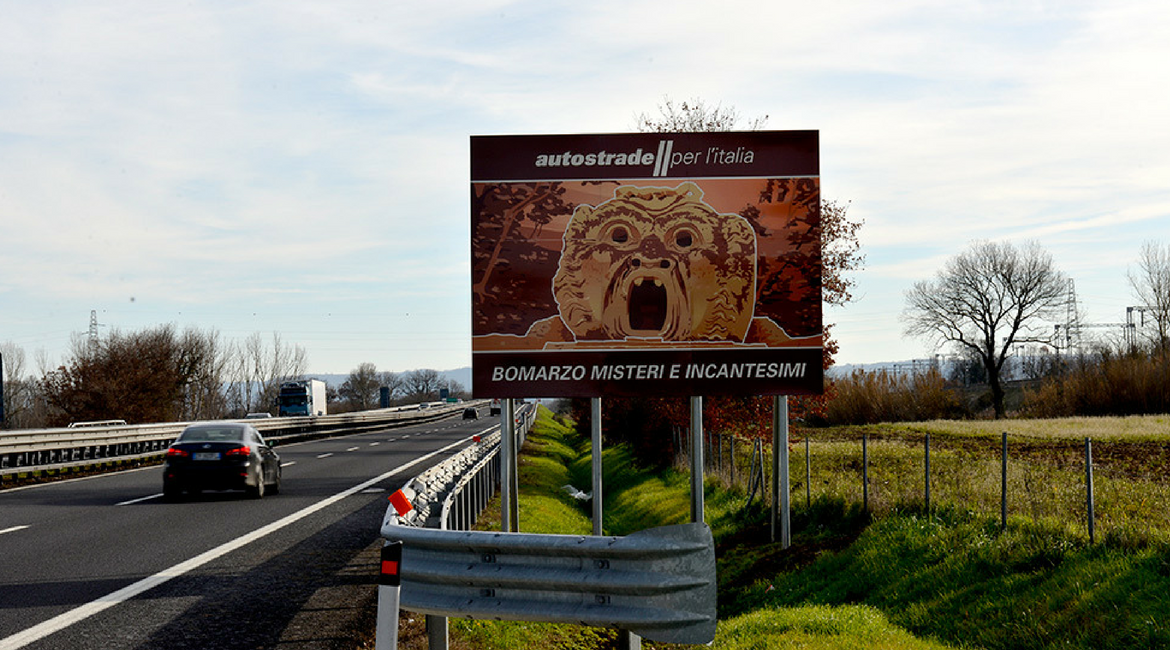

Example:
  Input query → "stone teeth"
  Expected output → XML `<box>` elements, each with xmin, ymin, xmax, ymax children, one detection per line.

<box><xmin>635</xmin><ymin>278</ymin><xmax>644</xmax><ymax>287</ymax></box>
<box><xmin>654</xmin><ymin>279</ymin><xmax>662</xmax><ymax>287</ymax></box>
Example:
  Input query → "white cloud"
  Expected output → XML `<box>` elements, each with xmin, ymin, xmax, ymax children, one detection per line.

<box><xmin>2</xmin><ymin>0</ymin><xmax>1168</xmax><ymax>371</ymax></box>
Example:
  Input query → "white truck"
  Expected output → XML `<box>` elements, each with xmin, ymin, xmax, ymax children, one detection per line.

<box><xmin>277</xmin><ymin>379</ymin><xmax>328</xmax><ymax>416</ymax></box>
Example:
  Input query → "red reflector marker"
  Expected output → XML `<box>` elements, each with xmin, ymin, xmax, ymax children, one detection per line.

<box><xmin>388</xmin><ymin>489</ymin><xmax>413</xmax><ymax>516</ymax></box>
<box><xmin>379</xmin><ymin>542</ymin><xmax>403</xmax><ymax>586</ymax></box>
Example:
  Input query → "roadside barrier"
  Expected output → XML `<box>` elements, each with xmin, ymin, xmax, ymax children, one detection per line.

<box><xmin>0</xmin><ymin>402</ymin><xmax>482</xmax><ymax>481</ymax></box>
<box><xmin>374</xmin><ymin>404</ymin><xmax>717</xmax><ymax>649</ymax></box>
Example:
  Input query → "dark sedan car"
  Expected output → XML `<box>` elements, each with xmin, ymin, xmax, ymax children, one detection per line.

<box><xmin>163</xmin><ymin>422</ymin><xmax>281</xmax><ymax>500</ymax></box>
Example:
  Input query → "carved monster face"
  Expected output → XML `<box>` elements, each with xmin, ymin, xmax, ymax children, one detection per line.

<box><xmin>552</xmin><ymin>182</ymin><xmax>757</xmax><ymax>342</ymax></box>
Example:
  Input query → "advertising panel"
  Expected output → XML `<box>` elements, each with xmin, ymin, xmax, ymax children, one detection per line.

<box><xmin>472</xmin><ymin>131</ymin><xmax>822</xmax><ymax>397</ymax></box>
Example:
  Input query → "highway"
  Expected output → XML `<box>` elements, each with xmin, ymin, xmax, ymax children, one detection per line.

<box><xmin>0</xmin><ymin>409</ymin><xmax>495</xmax><ymax>650</ymax></box>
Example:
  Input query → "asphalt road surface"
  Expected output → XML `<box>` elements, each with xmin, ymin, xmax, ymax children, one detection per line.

<box><xmin>0</xmin><ymin>410</ymin><xmax>495</xmax><ymax>650</ymax></box>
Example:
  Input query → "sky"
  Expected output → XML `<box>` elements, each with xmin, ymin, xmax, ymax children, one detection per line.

<box><xmin>2</xmin><ymin>0</ymin><xmax>1168</xmax><ymax>378</ymax></box>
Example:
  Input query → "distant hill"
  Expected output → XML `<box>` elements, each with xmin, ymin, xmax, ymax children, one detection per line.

<box><xmin>309</xmin><ymin>367</ymin><xmax>472</xmax><ymax>392</ymax></box>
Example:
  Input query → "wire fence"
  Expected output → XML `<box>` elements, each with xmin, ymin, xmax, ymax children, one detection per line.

<box><xmin>675</xmin><ymin>427</ymin><xmax>1170</xmax><ymax>546</ymax></box>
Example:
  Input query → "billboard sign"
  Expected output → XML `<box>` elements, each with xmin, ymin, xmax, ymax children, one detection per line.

<box><xmin>471</xmin><ymin>131</ymin><xmax>822</xmax><ymax>398</ymax></box>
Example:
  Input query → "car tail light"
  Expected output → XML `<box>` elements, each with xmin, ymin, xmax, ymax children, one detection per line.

<box><xmin>166</xmin><ymin>448</ymin><xmax>189</xmax><ymax>458</ymax></box>
<box><xmin>225</xmin><ymin>446</ymin><xmax>250</xmax><ymax>457</ymax></box>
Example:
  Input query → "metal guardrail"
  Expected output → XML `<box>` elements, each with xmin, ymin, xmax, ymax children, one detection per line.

<box><xmin>440</xmin><ymin>405</ymin><xmax>533</xmax><ymax>530</ymax></box>
<box><xmin>380</xmin><ymin>522</ymin><xmax>717</xmax><ymax>645</ymax></box>
<box><xmin>375</xmin><ymin>403</ymin><xmax>716</xmax><ymax>647</ymax></box>
<box><xmin>381</xmin><ymin>403</ymin><xmax>534</xmax><ymax>530</ymax></box>
<box><xmin>0</xmin><ymin>401</ymin><xmax>486</xmax><ymax>478</ymax></box>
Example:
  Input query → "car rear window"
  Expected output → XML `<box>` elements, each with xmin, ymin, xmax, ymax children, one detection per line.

<box><xmin>179</xmin><ymin>427</ymin><xmax>246</xmax><ymax>442</ymax></box>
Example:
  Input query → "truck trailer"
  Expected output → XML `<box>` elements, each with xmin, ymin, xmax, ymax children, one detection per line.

<box><xmin>277</xmin><ymin>379</ymin><xmax>327</xmax><ymax>417</ymax></box>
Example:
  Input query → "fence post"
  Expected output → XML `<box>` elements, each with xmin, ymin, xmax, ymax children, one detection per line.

<box><xmin>1086</xmin><ymin>437</ymin><xmax>1095</xmax><ymax>544</ymax></box>
<box><xmin>924</xmin><ymin>434</ymin><xmax>931</xmax><ymax>513</ymax></box>
<box><xmin>862</xmin><ymin>433</ymin><xmax>869</xmax><ymax>512</ymax></box>
<box><xmin>805</xmin><ymin>437</ymin><xmax>811</xmax><ymax>508</ymax></box>
<box><xmin>1001</xmin><ymin>432</ymin><xmax>1008</xmax><ymax>530</ymax></box>
<box><xmin>729</xmin><ymin>436</ymin><xmax>736</xmax><ymax>486</ymax></box>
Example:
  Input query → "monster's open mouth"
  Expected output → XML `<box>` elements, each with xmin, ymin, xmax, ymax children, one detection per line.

<box><xmin>628</xmin><ymin>277</ymin><xmax>668</xmax><ymax>333</ymax></box>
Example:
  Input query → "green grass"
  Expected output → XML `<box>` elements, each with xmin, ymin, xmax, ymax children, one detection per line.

<box><xmin>446</xmin><ymin>406</ymin><xmax>962</xmax><ymax>650</ymax></box>
<box><xmin>713</xmin><ymin>605</ymin><xmax>957</xmax><ymax>650</ymax></box>
<box><xmin>740</xmin><ymin>507</ymin><xmax>1170</xmax><ymax>650</ymax></box>
<box><xmin>434</xmin><ymin>407</ymin><xmax>1170</xmax><ymax>649</ymax></box>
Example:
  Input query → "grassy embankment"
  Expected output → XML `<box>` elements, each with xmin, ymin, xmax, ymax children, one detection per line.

<box><xmin>433</xmin><ymin>407</ymin><xmax>1170</xmax><ymax>649</ymax></box>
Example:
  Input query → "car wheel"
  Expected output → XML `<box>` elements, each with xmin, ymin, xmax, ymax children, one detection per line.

<box><xmin>247</xmin><ymin>470</ymin><xmax>265</xmax><ymax>499</ymax></box>
<box><xmin>269</xmin><ymin>466</ymin><xmax>281</xmax><ymax>495</ymax></box>
<box><xmin>163</xmin><ymin>483</ymin><xmax>182</xmax><ymax>502</ymax></box>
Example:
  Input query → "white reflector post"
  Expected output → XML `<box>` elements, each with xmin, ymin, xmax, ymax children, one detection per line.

<box><xmin>375</xmin><ymin>541</ymin><xmax>403</xmax><ymax>650</ymax></box>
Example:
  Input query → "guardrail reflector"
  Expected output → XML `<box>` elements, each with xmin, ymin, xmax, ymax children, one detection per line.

<box><xmin>388</xmin><ymin>489</ymin><xmax>413</xmax><ymax>516</ymax></box>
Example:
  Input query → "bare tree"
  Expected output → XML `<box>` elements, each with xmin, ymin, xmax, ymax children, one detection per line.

<box><xmin>339</xmin><ymin>362</ymin><xmax>383</xmax><ymax>411</ymax></box>
<box><xmin>227</xmin><ymin>332</ymin><xmax>308</xmax><ymax>415</ymax></box>
<box><xmin>903</xmin><ymin>240</ymin><xmax>1069</xmax><ymax>418</ymax></box>
<box><xmin>1</xmin><ymin>342</ymin><xmax>33</xmax><ymax>428</ymax></box>
<box><xmin>40</xmin><ymin>325</ymin><xmax>211</xmax><ymax>425</ymax></box>
<box><xmin>381</xmin><ymin>371</ymin><xmax>403</xmax><ymax>405</ymax></box>
<box><xmin>174</xmin><ymin>328</ymin><xmax>234</xmax><ymax>420</ymax></box>
<box><xmin>402</xmin><ymin>369</ymin><xmax>443</xmax><ymax>403</ymax></box>
<box><xmin>1128</xmin><ymin>241</ymin><xmax>1170</xmax><ymax>352</ymax></box>
<box><xmin>635</xmin><ymin>96</ymin><xmax>769</xmax><ymax>132</ymax></box>
<box><xmin>438</xmin><ymin>377</ymin><xmax>467</xmax><ymax>400</ymax></box>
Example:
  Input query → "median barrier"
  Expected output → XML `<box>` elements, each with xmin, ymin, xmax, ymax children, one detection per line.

<box><xmin>0</xmin><ymin>401</ymin><xmax>486</xmax><ymax>480</ymax></box>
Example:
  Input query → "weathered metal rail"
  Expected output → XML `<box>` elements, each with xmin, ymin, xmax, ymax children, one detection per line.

<box><xmin>0</xmin><ymin>402</ymin><xmax>484</xmax><ymax>480</ymax></box>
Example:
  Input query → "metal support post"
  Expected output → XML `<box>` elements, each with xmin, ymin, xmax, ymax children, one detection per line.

<box><xmin>772</xmin><ymin>396</ymin><xmax>790</xmax><ymax>547</ymax></box>
<box><xmin>428</xmin><ymin>615</ymin><xmax>448</xmax><ymax>650</ymax></box>
<box><xmin>690</xmin><ymin>396</ymin><xmax>704</xmax><ymax>524</ymax></box>
<box><xmin>501</xmin><ymin>399</ymin><xmax>519</xmax><ymax>532</ymax></box>
<box><xmin>591</xmin><ymin>397</ymin><xmax>603</xmax><ymax>536</ymax></box>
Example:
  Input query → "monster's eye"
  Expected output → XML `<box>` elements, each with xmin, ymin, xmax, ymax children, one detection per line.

<box><xmin>675</xmin><ymin>230</ymin><xmax>694</xmax><ymax>248</ymax></box>
<box><xmin>611</xmin><ymin>227</ymin><xmax>629</xmax><ymax>243</ymax></box>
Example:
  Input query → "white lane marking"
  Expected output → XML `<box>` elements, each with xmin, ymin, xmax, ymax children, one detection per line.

<box><xmin>368</xmin><ymin>442</ymin><xmax>380</xmax><ymax>447</ymax></box>
<box><xmin>280</xmin><ymin>461</ymin><xmax>297</xmax><ymax>468</ymax></box>
<box><xmin>346</xmin><ymin>447</ymin><xmax>360</xmax><ymax>453</ymax></box>
<box><xmin>116</xmin><ymin>494</ymin><xmax>162</xmax><ymax>506</ymax></box>
<box><xmin>0</xmin><ymin>435</ymin><xmax>473</xmax><ymax>650</ymax></box>
<box><xmin>316</xmin><ymin>453</ymin><xmax>333</xmax><ymax>459</ymax></box>
<box><xmin>0</xmin><ymin>526</ymin><xmax>30</xmax><ymax>536</ymax></box>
